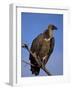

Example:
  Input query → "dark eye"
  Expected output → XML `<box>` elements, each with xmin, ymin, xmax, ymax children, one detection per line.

<box><xmin>52</xmin><ymin>26</ymin><xmax>54</xmax><ymax>30</ymax></box>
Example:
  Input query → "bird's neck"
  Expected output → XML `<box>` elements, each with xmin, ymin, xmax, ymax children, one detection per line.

<box><xmin>49</xmin><ymin>29</ymin><xmax>53</xmax><ymax>38</ymax></box>
<box><xmin>44</xmin><ymin>29</ymin><xmax>53</xmax><ymax>39</ymax></box>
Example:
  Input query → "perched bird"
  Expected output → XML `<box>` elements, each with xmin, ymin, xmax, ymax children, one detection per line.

<box><xmin>29</xmin><ymin>24</ymin><xmax>57</xmax><ymax>76</ymax></box>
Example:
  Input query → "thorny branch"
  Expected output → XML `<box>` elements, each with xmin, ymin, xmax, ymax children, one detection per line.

<box><xmin>22</xmin><ymin>43</ymin><xmax>52</xmax><ymax>76</ymax></box>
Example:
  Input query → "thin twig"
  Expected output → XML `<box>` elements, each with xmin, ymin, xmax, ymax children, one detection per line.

<box><xmin>22</xmin><ymin>60</ymin><xmax>35</xmax><ymax>67</ymax></box>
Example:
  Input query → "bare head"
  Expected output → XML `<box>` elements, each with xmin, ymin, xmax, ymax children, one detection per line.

<box><xmin>48</xmin><ymin>24</ymin><xmax>57</xmax><ymax>37</ymax></box>
<box><xmin>48</xmin><ymin>24</ymin><xmax>57</xmax><ymax>30</ymax></box>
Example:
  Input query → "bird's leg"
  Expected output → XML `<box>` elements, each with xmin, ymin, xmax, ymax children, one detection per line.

<box><xmin>42</xmin><ymin>55</ymin><xmax>48</xmax><ymax>65</ymax></box>
<box><xmin>37</xmin><ymin>56</ymin><xmax>46</xmax><ymax>68</ymax></box>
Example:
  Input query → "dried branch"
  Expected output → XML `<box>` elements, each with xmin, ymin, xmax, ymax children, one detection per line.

<box><xmin>22</xmin><ymin>43</ymin><xmax>52</xmax><ymax>76</ymax></box>
<box><xmin>22</xmin><ymin>60</ymin><xmax>35</xmax><ymax>67</ymax></box>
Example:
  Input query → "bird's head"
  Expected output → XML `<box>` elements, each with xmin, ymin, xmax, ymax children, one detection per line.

<box><xmin>43</xmin><ymin>24</ymin><xmax>57</xmax><ymax>38</ymax></box>
<box><xmin>48</xmin><ymin>24</ymin><xmax>57</xmax><ymax>37</ymax></box>
<box><xmin>48</xmin><ymin>24</ymin><xmax>57</xmax><ymax>31</ymax></box>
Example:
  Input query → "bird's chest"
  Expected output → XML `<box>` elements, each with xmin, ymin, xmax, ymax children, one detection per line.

<box><xmin>39</xmin><ymin>38</ymin><xmax>50</xmax><ymax>57</ymax></box>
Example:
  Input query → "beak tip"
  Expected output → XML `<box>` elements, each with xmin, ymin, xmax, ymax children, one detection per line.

<box><xmin>54</xmin><ymin>26</ymin><xmax>57</xmax><ymax>30</ymax></box>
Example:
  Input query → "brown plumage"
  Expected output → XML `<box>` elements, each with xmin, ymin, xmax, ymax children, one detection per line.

<box><xmin>29</xmin><ymin>24</ymin><xmax>57</xmax><ymax>75</ymax></box>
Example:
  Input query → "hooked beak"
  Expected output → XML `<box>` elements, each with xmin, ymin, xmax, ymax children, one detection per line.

<box><xmin>53</xmin><ymin>25</ymin><xmax>57</xmax><ymax>30</ymax></box>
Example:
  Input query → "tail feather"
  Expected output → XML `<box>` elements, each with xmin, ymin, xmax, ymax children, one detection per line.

<box><xmin>29</xmin><ymin>54</ymin><xmax>40</xmax><ymax>76</ymax></box>
<box><xmin>31</xmin><ymin>66</ymin><xmax>40</xmax><ymax>76</ymax></box>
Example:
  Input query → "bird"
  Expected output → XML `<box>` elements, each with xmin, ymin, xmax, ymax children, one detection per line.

<box><xmin>29</xmin><ymin>24</ymin><xmax>57</xmax><ymax>76</ymax></box>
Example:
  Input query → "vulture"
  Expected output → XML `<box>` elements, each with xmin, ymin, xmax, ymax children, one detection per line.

<box><xmin>29</xmin><ymin>24</ymin><xmax>57</xmax><ymax>75</ymax></box>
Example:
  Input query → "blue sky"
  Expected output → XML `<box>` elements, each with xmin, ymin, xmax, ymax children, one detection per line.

<box><xmin>21</xmin><ymin>12</ymin><xmax>63</xmax><ymax>77</ymax></box>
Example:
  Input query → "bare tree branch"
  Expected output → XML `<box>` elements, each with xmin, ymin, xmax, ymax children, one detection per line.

<box><xmin>22</xmin><ymin>43</ymin><xmax>52</xmax><ymax>76</ymax></box>
<box><xmin>22</xmin><ymin>60</ymin><xmax>34</xmax><ymax>67</ymax></box>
